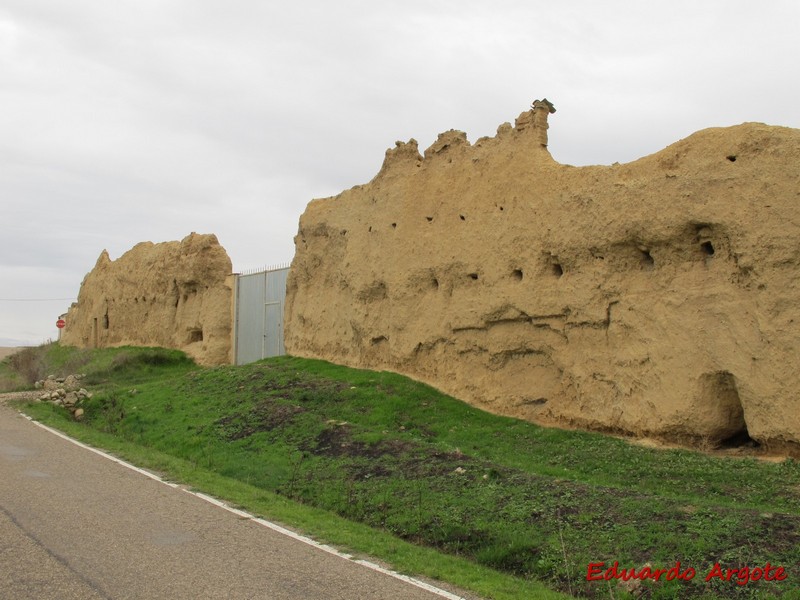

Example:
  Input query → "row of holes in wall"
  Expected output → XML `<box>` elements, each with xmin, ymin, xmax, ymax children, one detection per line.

<box><xmin>424</xmin><ymin>240</ymin><xmax>716</xmax><ymax>288</ymax></box>
<box><xmin>363</xmin><ymin>157</ymin><xmax>738</xmax><ymax>231</ymax></box>
<box><xmin>374</xmin><ymin>215</ymin><xmax>724</xmax><ymax>242</ymax></box>
<box><xmin>368</xmin><ymin>211</ymin><xmax>493</xmax><ymax>232</ymax></box>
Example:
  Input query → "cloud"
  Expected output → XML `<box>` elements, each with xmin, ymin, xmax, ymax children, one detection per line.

<box><xmin>1</xmin><ymin>0</ymin><xmax>798</xmax><ymax>344</ymax></box>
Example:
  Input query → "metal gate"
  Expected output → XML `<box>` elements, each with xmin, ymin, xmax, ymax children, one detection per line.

<box><xmin>233</xmin><ymin>265</ymin><xmax>289</xmax><ymax>365</ymax></box>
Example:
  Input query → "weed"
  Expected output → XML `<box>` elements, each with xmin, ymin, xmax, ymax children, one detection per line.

<box><xmin>557</xmin><ymin>510</ymin><xmax>574</xmax><ymax>597</ymax></box>
<box><xmin>8</xmin><ymin>346</ymin><xmax>46</xmax><ymax>383</ymax></box>
<box><xmin>83</xmin><ymin>391</ymin><xmax>126</xmax><ymax>434</ymax></box>
<box><xmin>284</xmin><ymin>451</ymin><xmax>307</xmax><ymax>499</ymax></box>
<box><xmin>0</xmin><ymin>355</ymin><xmax>27</xmax><ymax>392</ymax></box>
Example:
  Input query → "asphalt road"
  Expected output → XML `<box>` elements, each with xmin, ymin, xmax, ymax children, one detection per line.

<box><xmin>0</xmin><ymin>403</ymin><xmax>468</xmax><ymax>600</ymax></box>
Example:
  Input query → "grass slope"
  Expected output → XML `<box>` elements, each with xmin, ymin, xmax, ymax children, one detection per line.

<box><xmin>13</xmin><ymin>346</ymin><xmax>800</xmax><ymax>599</ymax></box>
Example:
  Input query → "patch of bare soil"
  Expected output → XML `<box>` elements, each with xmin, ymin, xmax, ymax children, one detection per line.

<box><xmin>628</xmin><ymin>434</ymin><xmax>792</xmax><ymax>462</ymax></box>
<box><xmin>0</xmin><ymin>390</ymin><xmax>40</xmax><ymax>404</ymax></box>
<box><xmin>0</xmin><ymin>347</ymin><xmax>23</xmax><ymax>361</ymax></box>
<box><xmin>216</xmin><ymin>399</ymin><xmax>306</xmax><ymax>440</ymax></box>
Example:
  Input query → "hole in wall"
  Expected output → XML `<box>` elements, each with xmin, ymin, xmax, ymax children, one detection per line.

<box><xmin>696</xmin><ymin>370</ymin><xmax>750</xmax><ymax>448</ymax></box>
<box><xmin>726</xmin><ymin>155</ymin><xmax>737</xmax><ymax>162</ymax></box>
<box><xmin>590</xmin><ymin>247</ymin><xmax>605</xmax><ymax>260</ymax></box>
<box><xmin>499</xmin><ymin>206</ymin><xmax>504</xmax><ymax>212</ymax></box>
<box><xmin>701</xmin><ymin>241</ymin><xmax>715</xmax><ymax>256</ymax></box>
<box><xmin>459</xmin><ymin>214</ymin><xmax>466</xmax><ymax>221</ymax></box>
<box><xmin>391</xmin><ymin>223</ymin><xmax>397</xmax><ymax>229</ymax></box>
<box><xmin>431</xmin><ymin>277</ymin><xmax>439</xmax><ymax>289</ymax></box>
<box><xmin>719</xmin><ymin>429</ymin><xmax>759</xmax><ymax>449</ymax></box>
<box><xmin>552</xmin><ymin>263</ymin><xmax>564</xmax><ymax>277</ymax></box>
<box><xmin>103</xmin><ymin>314</ymin><xmax>109</xmax><ymax>330</ymax></box>
<box><xmin>188</xmin><ymin>329</ymin><xmax>203</xmax><ymax>343</ymax></box>
<box><xmin>426</xmin><ymin>216</ymin><xmax>433</xmax><ymax>222</ymax></box>
<box><xmin>468</xmin><ymin>273</ymin><xmax>479</xmax><ymax>280</ymax></box>
<box><xmin>641</xmin><ymin>249</ymin><xmax>655</xmax><ymax>269</ymax></box>
<box><xmin>520</xmin><ymin>397</ymin><xmax>548</xmax><ymax>406</ymax></box>
<box><xmin>512</xmin><ymin>269</ymin><xmax>523</xmax><ymax>281</ymax></box>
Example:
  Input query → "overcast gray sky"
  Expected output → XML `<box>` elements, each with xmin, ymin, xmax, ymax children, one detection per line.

<box><xmin>1</xmin><ymin>0</ymin><xmax>798</xmax><ymax>346</ymax></box>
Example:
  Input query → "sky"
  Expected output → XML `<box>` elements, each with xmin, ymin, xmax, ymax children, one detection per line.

<box><xmin>1</xmin><ymin>1</ymin><xmax>798</xmax><ymax>346</ymax></box>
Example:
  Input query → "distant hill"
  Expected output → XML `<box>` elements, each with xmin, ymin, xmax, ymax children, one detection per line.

<box><xmin>0</xmin><ymin>338</ymin><xmax>34</xmax><ymax>348</ymax></box>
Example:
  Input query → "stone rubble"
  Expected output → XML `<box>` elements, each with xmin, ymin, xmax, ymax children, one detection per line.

<box><xmin>35</xmin><ymin>373</ymin><xmax>92</xmax><ymax>420</ymax></box>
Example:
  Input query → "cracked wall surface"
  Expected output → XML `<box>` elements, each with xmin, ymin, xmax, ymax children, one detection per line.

<box><xmin>61</xmin><ymin>233</ymin><xmax>233</xmax><ymax>366</ymax></box>
<box><xmin>284</xmin><ymin>106</ymin><xmax>800</xmax><ymax>453</ymax></box>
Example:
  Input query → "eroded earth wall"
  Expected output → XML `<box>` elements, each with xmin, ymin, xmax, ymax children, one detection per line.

<box><xmin>285</xmin><ymin>104</ymin><xmax>800</xmax><ymax>453</ymax></box>
<box><xmin>61</xmin><ymin>233</ymin><xmax>233</xmax><ymax>366</ymax></box>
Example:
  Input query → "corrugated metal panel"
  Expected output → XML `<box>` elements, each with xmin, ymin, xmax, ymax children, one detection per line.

<box><xmin>234</xmin><ymin>267</ymin><xmax>289</xmax><ymax>365</ymax></box>
<box><xmin>265</xmin><ymin>267</ymin><xmax>288</xmax><ymax>357</ymax></box>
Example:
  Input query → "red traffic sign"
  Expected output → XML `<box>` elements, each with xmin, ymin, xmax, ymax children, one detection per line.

<box><xmin>56</xmin><ymin>319</ymin><xmax>66</xmax><ymax>329</ymax></box>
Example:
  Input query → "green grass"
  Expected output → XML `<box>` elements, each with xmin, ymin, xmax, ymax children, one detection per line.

<box><xmin>0</xmin><ymin>342</ymin><xmax>195</xmax><ymax>391</ymax></box>
<box><xmin>0</xmin><ymin>358</ymin><xmax>26</xmax><ymax>392</ymax></box>
<box><xmin>11</xmin><ymin>345</ymin><xmax>800</xmax><ymax>599</ymax></box>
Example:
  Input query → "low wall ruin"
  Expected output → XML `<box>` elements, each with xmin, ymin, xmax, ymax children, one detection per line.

<box><xmin>61</xmin><ymin>232</ymin><xmax>233</xmax><ymax>366</ymax></box>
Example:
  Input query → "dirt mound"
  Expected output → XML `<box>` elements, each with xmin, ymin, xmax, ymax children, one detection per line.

<box><xmin>285</xmin><ymin>103</ymin><xmax>800</xmax><ymax>454</ymax></box>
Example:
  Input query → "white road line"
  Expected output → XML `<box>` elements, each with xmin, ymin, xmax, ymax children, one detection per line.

<box><xmin>23</xmin><ymin>414</ymin><xmax>467</xmax><ymax>600</ymax></box>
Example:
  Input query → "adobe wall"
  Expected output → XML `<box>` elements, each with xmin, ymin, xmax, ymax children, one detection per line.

<box><xmin>61</xmin><ymin>233</ymin><xmax>233</xmax><ymax>366</ymax></box>
<box><xmin>285</xmin><ymin>102</ymin><xmax>800</xmax><ymax>453</ymax></box>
